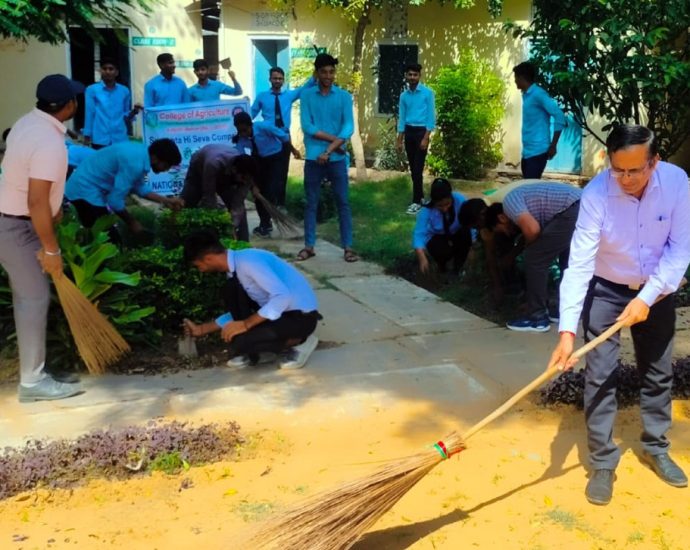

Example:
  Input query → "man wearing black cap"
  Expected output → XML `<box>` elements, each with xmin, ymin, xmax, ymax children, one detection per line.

<box><xmin>0</xmin><ymin>74</ymin><xmax>85</xmax><ymax>402</ymax></box>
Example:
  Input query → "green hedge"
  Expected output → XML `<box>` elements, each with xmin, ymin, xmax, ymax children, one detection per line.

<box><xmin>428</xmin><ymin>49</ymin><xmax>506</xmax><ymax>179</ymax></box>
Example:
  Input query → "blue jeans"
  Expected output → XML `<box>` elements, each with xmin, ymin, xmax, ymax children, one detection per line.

<box><xmin>303</xmin><ymin>160</ymin><xmax>353</xmax><ymax>248</ymax></box>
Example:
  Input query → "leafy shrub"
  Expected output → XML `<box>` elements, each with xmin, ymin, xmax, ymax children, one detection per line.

<box><xmin>373</xmin><ymin>118</ymin><xmax>406</xmax><ymax>171</ymax></box>
<box><xmin>0</xmin><ymin>420</ymin><xmax>244</xmax><ymax>500</ymax></box>
<box><xmin>540</xmin><ymin>360</ymin><xmax>690</xmax><ymax>408</ymax></box>
<box><xmin>115</xmin><ymin>238</ymin><xmax>249</xmax><ymax>332</ymax></box>
<box><xmin>428</xmin><ymin>49</ymin><xmax>506</xmax><ymax>179</ymax></box>
<box><xmin>157</xmin><ymin>208</ymin><xmax>236</xmax><ymax>249</ymax></box>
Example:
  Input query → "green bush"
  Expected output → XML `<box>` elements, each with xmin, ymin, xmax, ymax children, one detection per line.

<box><xmin>373</xmin><ymin>118</ymin><xmax>406</xmax><ymax>171</ymax></box>
<box><xmin>116</xmin><ymin>238</ymin><xmax>249</xmax><ymax>332</ymax></box>
<box><xmin>157</xmin><ymin>208</ymin><xmax>236</xmax><ymax>249</ymax></box>
<box><xmin>428</xmin><ymin>50</ymin><xmax>506</xmax><ymax>179</ymax></box>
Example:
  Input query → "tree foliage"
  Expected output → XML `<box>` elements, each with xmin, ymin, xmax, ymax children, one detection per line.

<box><xmin>0</xmin><ymin>0</ymin><xmax>155</xmax><ymax>44</ymax></box>
<box><xmin>505</xmin><ymin>0</ymin><xmax>690</xmax><ymax>158</ymax></box>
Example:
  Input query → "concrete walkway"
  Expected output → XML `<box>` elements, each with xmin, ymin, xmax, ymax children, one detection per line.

<box><xmin>0</xmin><ymin>210</ymin><xmax>561</xmax><ymax>448</ymax></box>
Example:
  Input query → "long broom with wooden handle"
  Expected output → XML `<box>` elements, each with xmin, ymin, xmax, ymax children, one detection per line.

<box><xmin>236</xmin><ymin>315</ymin><xmax>638</xmax><ymax>550</ymax></box>
<box><xmin>51</xmin><ymin>274</ymin><xmax>130</xmax><ymax>375</ymax></box>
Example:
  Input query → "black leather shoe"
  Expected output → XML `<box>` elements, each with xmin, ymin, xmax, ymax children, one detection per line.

<box><xmin>585</xmin><ymin>469</ymin><xmax>615</xmax><ymax>505</ymax></box>
<box><xmin>642</xmin><ymin>451</ymin><xmax>688</xmax><ymax>488</ymax></box>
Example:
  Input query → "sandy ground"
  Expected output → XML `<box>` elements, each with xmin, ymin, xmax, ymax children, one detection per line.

<box><xmin>1</xmin><ymin>395</ymin><xmax>690</xmax><ymax>550</ymax></box>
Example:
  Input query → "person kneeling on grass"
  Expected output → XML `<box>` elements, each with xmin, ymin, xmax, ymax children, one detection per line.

<box><xmin>182</xmin><ymin>230</ymin><xmax>321</xmax><ymax>369</ymax></box>
<box><xmin>412</xmin><ymin>178</ymin><xmax>471</xmax><ymax>277</ymax></box>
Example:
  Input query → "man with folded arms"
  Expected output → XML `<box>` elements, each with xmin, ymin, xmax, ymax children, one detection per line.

<box><xmin>549</xmin><ymin>125</ymin><xmax>690</xmax><ymax>505</ymax></box>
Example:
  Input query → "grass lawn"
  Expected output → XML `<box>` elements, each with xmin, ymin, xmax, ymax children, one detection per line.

<box><xmin>285</xmin><ymin>175</ymin><xmax>524</xmax><ymax>325</ymax></box>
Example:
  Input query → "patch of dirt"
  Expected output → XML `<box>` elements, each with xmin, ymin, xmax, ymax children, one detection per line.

<box><xmin>113</xmin><ymin>335</ymin><xmax>230</xmax><ymax>375</ymax></box>
<box><xmin>1</xmin><ymin>398</ymin><xmax>690</xmax><ymax>549</ymax></box>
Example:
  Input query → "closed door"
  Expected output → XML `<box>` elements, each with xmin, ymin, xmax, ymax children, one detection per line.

<box><xmin>545</xmin><ymin>114</ymin><xmax>582</xmax><ymax>174</ymax></box>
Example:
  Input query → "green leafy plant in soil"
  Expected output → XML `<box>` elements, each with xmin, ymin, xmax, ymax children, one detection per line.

<box><xmin>0</xmin><ymin>420</ymin><xmax>244</xmax><ymax>500</ymax></box>
<box><xmin>115</xmin><ymin>237</ymin><xmax>248</xmax><ymax>333</ymax></box>
<box><xmin>0</xmin><ymin>210</ymin><xmax>156</xmax><ymax>371</ymax></box>
<box><xmin>373</xmin><ymin>118</ymin><xmax>406</xmax><ymax>172</ymax></box>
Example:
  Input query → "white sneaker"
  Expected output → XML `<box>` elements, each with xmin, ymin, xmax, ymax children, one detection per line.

<box><xmin>406</xmin><ymin>203</ymin><xmax>421</xmax><ymax>215</ymax></box>
<box><xmin>226</xmin><ymin>355</ymin><xmax>250</xmax><ymax>369</ymax></box>
<box><xmin>226</xmin><ymin>353</ymin><xmax>277</xmax><ymax>369</ymax></box>
<box><xmin>280</xmin><ymin>334</ymin><xmax>319</xmax><ymax>370</ymax></box>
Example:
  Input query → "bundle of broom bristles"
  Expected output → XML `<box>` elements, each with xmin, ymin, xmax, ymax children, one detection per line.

<box><xmin>236</xmin><ymin>432</ymin><xmax>465</xmax><ymax>550</ymax></box>
<box><xmin>252</xmin><ymin>189</ymin><xmax>300</xmax><ymax>236</ymax></box>
<box><xmin>51</xmin><ymin>273</ymin><xmax>130</xmax><ymax>375</ymax></box>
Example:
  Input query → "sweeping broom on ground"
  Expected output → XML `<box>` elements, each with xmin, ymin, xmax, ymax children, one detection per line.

<box><xmin>237</xmin><ymin>318</ymin><xmax>629</xmax><ymax>549</ymax></box>
<box><xmin>252</xmin><ymin>188</ymin><xmax>300</xmax><ymax>236</ymax></box>
<box><xmin>51</xmin><ymin>274</ymin><xmax>130</xmax><ymax>375</ymax></box>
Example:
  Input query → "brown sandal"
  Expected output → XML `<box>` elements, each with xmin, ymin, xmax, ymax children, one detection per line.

<box><xmin>344</xmin><ymin>249</ymin><xmax>359</xmax><ymax>263</ymax></box>
<box><xmin>296</xmin><ymin>248</ymin><xmax>316</xmax><ymax>261</ymax></box>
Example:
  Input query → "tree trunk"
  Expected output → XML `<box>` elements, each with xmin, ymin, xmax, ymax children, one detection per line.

<box><xmin>349</xmin><ymin>3</ymin><xmax>370</xmax><ymax>181</ymax></box>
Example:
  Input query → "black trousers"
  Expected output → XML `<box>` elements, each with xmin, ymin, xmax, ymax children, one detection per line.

<box><xmin>524</xmin><ymin>201</ymin><xmax>579</xmax><ymax>317</ymax></box>
<box><xmin>426</xmin><ymin>229</ymin><xmax>472</xmax><ymax>272</ymax></box>
<box><xmin>221</xmin><ymin>277</ymin><xmax>319</xmax><ymax>357</ymax></box>
<box><xmin>277</xmin><ymin>141</ymin><xmax>292</xmax><ymax>207</ymax></box>
<box><xmin>582</xmin><ymin>277</ymin><xmax>675</xmax><ymax>469</ymax></box>
<box><xmin>404</xmin><ymin>125</ymin><xmax>428</xmax><ymax>204</ymax></box>
<box><xmin>521</xmin><ymin>152</ymin><xmax>549</xmax><ymax>178</ymax></box>
<box><xmin>255</xmin><ymin>151</ymin><xmax>283</xmax><ymax>229</ymax></box>
<box><xmin>70</xmin><ymin>199</ymin><xmax>121</xmax><ymax>244</ymax></box>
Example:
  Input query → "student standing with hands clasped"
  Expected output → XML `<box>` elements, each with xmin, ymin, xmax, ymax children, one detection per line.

<box><xmin>397</xmin><ymin>63</ymin><xmax>436</xmax><ymax>215</ymax></box>
<box><xmin>548</xmin><ymin>125</ymin><xmax>690</xmax><ymax>506</ymax></box>
<box><xmin>297</xmin><ymin>53</ymin><xmax>358</xmax><ymax>263</ymax></box>
<box><xmin>83</xmin><ymin>58</ymin><xmax>141</xmax><ymax>149</ymax></box>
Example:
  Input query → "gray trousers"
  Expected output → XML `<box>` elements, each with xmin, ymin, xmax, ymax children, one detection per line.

<box><xmin>524</xmin><ymin>201</ymin><xmax>579</xmax><ymax>317</ymax></box>
<box><xmin>582</xmin><ymin>277</ymin><xmax>675</xmax><ymax>469</ymax></box>
<box><xmin>0</xmin><ymin>217</ymin><xmax>49</xmax><ymax>384</ymax></box>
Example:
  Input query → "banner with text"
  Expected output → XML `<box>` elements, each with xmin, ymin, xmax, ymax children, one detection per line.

<box><xmin>142</xmin><ymin>98</ymin><xmax>250</xmax><ymax>195</ymax></box>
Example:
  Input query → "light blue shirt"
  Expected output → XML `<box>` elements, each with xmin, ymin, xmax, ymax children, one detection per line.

<box><xmin>83</xmin><ymin>81</ymin><xmax>131</xmax><ymax>146</ymax></box>
<box><xmin>235</xmin><ymin>121</ymin><xmax>290</xmax><ymax>158</ymax></box>
<box><xmin>188</xmin><ymin>79</ymin><xmax>243</xmax><ymax>102</ymax></box>
<box><xmin>144</xmin><ymin>74</ymin><xmax>190</xmax><ymax>107</ymax></box>
<box><xmin>559</xmin><ymin>161</ymin><xmax>690</xmax><ymax>333</ymax></box>
<box><xmin>65</xmin><ymin>141</ymin><xmax>96</xmax><ymax>167</ymax></box>
<box><xmin>214</xmin><ymin>248</ymin><xmax>319</xmax><ymax>326</ymax></box>
<box><xmin>65</xmin><ymin>142</ymin><xmax>153</xmax><ymax>212</ymax></box>
<box><xmin>300</xmin><ymin>85</ymin><xmax>354</xmax><ymax>162</ymax></box>
<box><xmin>397</xmin><ymin>83</ymin><xmax>436</xmax><ymax>132</ymax></box>
<box><xmin>412</xmin><ymin>192</ymin><xmax>465</xmax><ymax>249</ymax></box>
<box><xmin>250</xmin><ymin>77</ymin><xmax>316</xmax><ymax>130</ymax></box>
<box><xmin>520</xmin><ymin>84</ymin><xmax>566</xmax><ymax>159</ymax></box>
